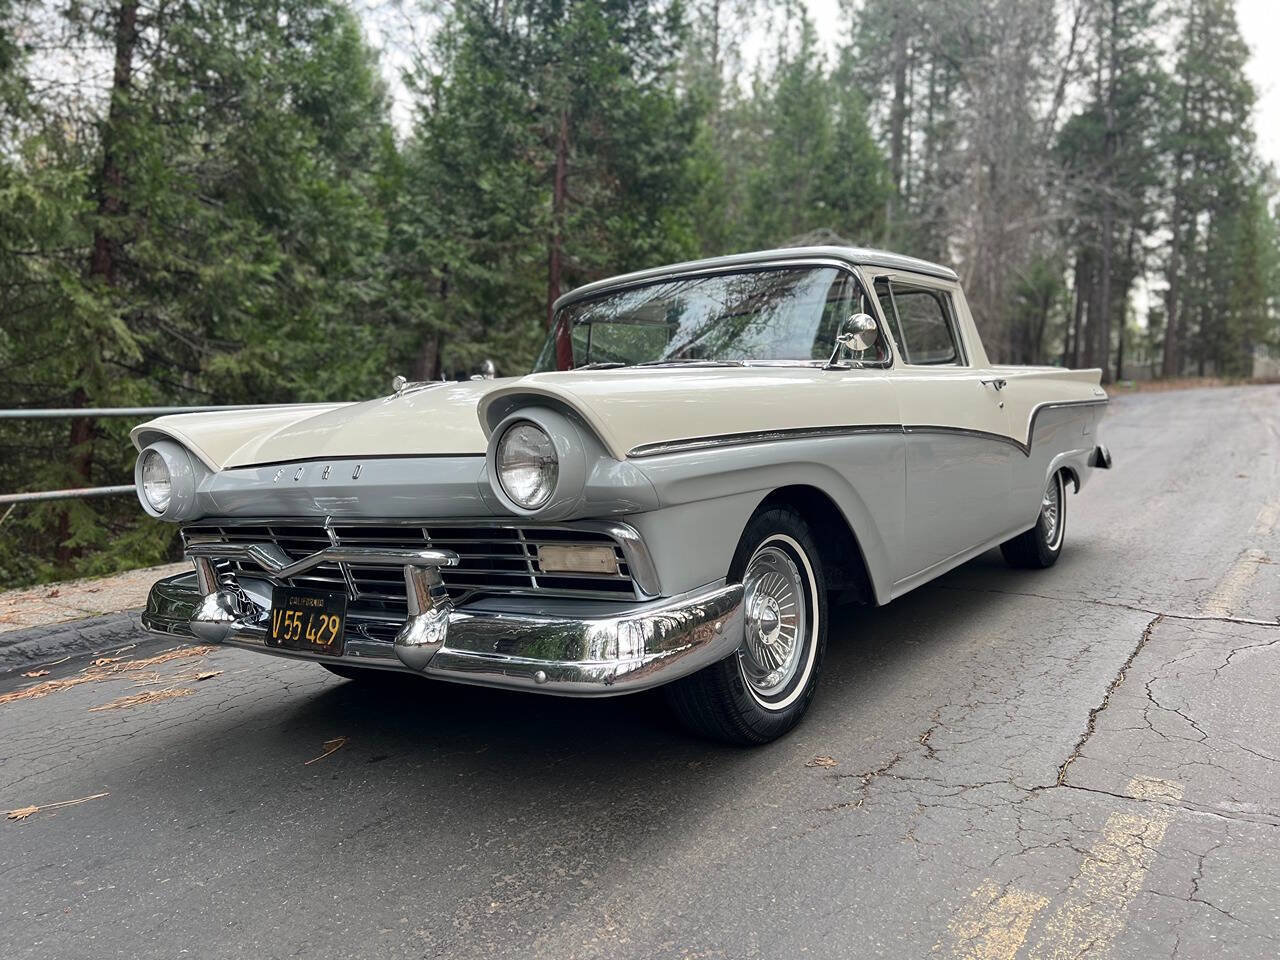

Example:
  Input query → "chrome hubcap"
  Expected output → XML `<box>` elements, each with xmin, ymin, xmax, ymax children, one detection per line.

<box><xmin>739</xmin><ymin>545</ymin><xmax>807</xmax><ymax>698</ymax></box>
<box><xmin>1041</xmin><ymin>476</ymin><xmax>1062</xmax><ymax>546</ymax></box>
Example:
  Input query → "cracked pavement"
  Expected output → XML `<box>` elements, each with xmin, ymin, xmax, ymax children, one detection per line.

<box><xmin>2</xmin><ymin>385</ymin><xmax>1278</xmax><ymax>959</ymax></box>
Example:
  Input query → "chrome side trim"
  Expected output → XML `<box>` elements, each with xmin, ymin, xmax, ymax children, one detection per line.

<box><xmin>628</xmin><ymin>399</ymin><xmax>1109</xmax><ymax>460</ymax></box>
<box><xmin>184</xmin><ymin>541</ymin><xmax>459</xmax><ymax>580</ymax></box>
<box><xmin>627</xmin><ymin>424</ymin><xmax>903</xmax><ymax>459</ymax></box>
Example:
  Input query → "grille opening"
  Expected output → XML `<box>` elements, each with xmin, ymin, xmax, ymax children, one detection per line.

<box><xmin>186</xmin><ymin>520</ymin><xmax>641</xmax><ymax>618</ymax></box>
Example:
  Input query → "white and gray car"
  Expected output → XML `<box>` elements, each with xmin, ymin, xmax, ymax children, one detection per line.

<box><xmin>134</xmin><ymin>246</ymin><xmax>1112</xmax><ymax>743</ymax></box>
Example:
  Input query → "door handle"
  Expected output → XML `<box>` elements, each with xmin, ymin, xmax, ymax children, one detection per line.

<box><xmin>980</xmin><ymin>378</ymin><xmax>1007</xmax><ymax>391</ymax></box>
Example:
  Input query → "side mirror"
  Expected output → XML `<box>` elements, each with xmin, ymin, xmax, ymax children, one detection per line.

<box><xmin>827</xmin><ymin>313</ymin><xmax>879</xmax><ymax>368</ymax></box>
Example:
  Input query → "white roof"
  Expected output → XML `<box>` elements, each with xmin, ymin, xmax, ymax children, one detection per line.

<box><xmin>554</xmin><ymin>245</ymin><xmax>959</xmax><ymax>312</ymax></box>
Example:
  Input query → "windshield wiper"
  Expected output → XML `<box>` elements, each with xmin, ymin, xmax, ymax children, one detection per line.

<box><xmin>573</xmin><ymin>362</ymin><xmax>628</xmax><ymax>370</ymax></box>
<box><xmin>633</xmin><ymin>358</ymin><xmax>746</xmax><ymax>368</ymax></box>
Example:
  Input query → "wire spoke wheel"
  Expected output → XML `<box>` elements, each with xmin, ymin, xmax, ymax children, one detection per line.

<box><xmin>738</xmin><ymin>544</ymin><xmax>807</xmax><ymax>700</ymax></box>
<box><xmin>1041</xmin><ymin>473</ymin><xmax>1064</xmax><ymax>550</ymax></box>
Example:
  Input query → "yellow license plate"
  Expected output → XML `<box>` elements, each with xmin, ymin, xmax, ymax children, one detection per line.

<box><xmin>267</xmin><ymin>586</ymin><xmax>347</xmax><ymax>654</ymax></box>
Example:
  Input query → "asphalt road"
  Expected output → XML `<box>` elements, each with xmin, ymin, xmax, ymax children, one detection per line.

<box><xmin>3</xmin><ymin>385</ymin><xmax>1278</xmax><ymax>960</ymax></box>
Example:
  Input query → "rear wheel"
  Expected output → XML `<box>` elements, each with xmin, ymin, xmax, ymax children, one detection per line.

<box><xmin>664</xmin><ymin>506</ymin><xmax>828</xmax><ymax>745</ymax></box>
<box><xmin>1000</xmin><ymin>470</ymin><xmax>1067</xmax><ymax>569</ymax></box>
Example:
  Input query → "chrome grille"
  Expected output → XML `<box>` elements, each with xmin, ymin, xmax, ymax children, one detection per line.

<box><xmin>182</xmin><ymin>520</ymin><xmax>640</xmax><ymax>616</ymax></box>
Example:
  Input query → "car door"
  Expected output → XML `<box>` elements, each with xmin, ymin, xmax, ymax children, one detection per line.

<box><xmin>871</xmin><ymin>272</ymin><xmax>1013</xmax><ymax>587</ymax></box>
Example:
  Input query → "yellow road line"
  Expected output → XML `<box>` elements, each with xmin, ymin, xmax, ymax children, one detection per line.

<box><xmin>944</xmin><ymin>883</ymin><xmax>1049</xmax><ymax>960</ymax></box>
<box><xmin>1027</xmin><ymin>777</ymin><xmax>1184</xmax><ymax>960</ymax></box>
<box><xmin>1203</xmin><ymin>547</ymin><xmax>1268</xmax><ymax>617</ymax></box>
<box><xmin>1250</xmin><ymin>498</ymin><xmax>1280</xmax><ymax>537</ymax></box>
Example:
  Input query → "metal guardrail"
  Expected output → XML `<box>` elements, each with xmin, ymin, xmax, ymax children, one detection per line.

<box><xmin>0</xmin><ymin>404</ymin><xmax>270</xmax><ymax>420</ymax></box>
<box><xmin>1</xmin><ymin>404</ymin><xmax>274</xmax><ymax>506</ymax></box>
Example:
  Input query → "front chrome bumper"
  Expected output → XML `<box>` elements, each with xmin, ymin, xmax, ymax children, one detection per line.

<box><xmin>142</xmin><ymin>567</ymin><xmax>744</xmax><ymax>697</ymax></box>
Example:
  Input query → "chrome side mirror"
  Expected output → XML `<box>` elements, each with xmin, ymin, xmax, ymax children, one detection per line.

<box><xmin>826</xmin><ymin>313</ymin><xmax>879</xmax><ymax>368</ymax></box>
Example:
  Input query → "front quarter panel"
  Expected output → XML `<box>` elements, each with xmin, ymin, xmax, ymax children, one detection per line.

<box><xmin>627</xmin><ymin>432</ymin><xmax>906</xmax><ymax>604</ymax></box>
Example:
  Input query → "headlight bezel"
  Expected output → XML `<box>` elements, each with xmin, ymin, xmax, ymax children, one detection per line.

<box><xmin>140</xmin><ymin>450</ymin><xmax>173</xmax><ymax>512</ymax></box>
<box><xmin>485</xmin><ymin>406</ymin><xmax>589</xmax><ymax>519</ymax></box>
<box><xmin>134</xmin><ymin>440</ymin><xmax>200</xmax><ymax>521</ymax></box>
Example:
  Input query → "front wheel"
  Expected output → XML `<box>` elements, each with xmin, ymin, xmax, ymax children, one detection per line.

<box><xmin>1000</xmin><ymin>470</ymin><xmax>1067</xmax><ymax>569</ymax></box>
<box><xmin>664</xmin><ymin>506</ymin><xmax>828</xmax><ymax>745</ymax></box>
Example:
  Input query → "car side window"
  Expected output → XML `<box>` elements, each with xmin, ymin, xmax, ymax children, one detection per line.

<box><xmin>875</xmin><ymin>281</ymin><xmax>962</xmax><ymax>366</ymax></box>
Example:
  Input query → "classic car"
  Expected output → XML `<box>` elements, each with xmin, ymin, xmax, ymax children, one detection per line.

<box><xmin>133</xmin><ymin>246</ymin><xmax>1112</xmax><ymax>744</ymax></box>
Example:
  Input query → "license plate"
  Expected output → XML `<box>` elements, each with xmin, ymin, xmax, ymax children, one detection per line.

<box><xmin>267</xmin><ymin>586</ymin><xmax>347</xmax><ymax>654</ymax></box>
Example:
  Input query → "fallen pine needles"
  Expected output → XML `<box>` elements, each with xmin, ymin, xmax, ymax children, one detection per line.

<box><xmin>89</xmin><ymin>688</ymin><xmax>195</xmax><ymax>712</ymax></box>
<box><xmin>0</xmin><ymin>645</ymin><xmax>213</xmax><ymax>706</ymax></box>
<box><xmin>305</xmin><ymin>737</ymin><xmax>348</xmax><ymax>765</ymax></box>
<box><xmin>6</xmin><ymin>792</ymin><xmax>109</xmax><ymax>821</ymax></box>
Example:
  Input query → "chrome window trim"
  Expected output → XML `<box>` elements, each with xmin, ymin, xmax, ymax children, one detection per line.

<box><xmin>874</xmin><ymin>274</ymin><xmax>969</xmax><ymax>368</ymax></box>
<box><xmin>548</xmin><ymin>257</ymin><xmax>896</xmax><ymax>372</ymax></box>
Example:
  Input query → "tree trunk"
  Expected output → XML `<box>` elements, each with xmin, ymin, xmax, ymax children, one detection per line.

<box><xmin>886</xmin><ymin>3</ymin><xmax>908</xmax><ymax>228</ymax></box>
<box><xmin>1162</xmin><ymin>53</ymin><xmax>1193</xmax><ymax>379</ymax></box>
<box><xmin>1114</xmin><ymin>225</ymin><xmax>1136</xmax><ymax>382</ymax></box>
<box><xmin>412</xmin><ymin>277</ymin><xmax>446</xmax><ymax>381</ymax></box>
<box><xmin>413</xmin><ymin>332</ymin><xmax>442</xmax><ymax>381</ymax></box>
<box><xmin>90</xmin><ymin>0</ymin><xmax>138</xmax><ymax>288</ymax></box>
<box><xmin>60</xmin><ymin>0</ymin><xmax>138</xmax><ymax>566</ymax></box>
<box><xmin>1083</xmin><ymin>254</ymin><xmax>1101</xmax><ymax>369</ymax></box>
<box><xmin>546</xmin><ymin>108</ymin><xmax>573</xmax><ymax>369</ymax></box>
<box><xmin>1095</xmin><ymin>0</ymin><xmax>1118</xmax><ymax>384</ymax></box>
<box><xmin>1066</xmin><ymin>255</ymin><xmax>1084</xmax><ymax>367</ymax></box>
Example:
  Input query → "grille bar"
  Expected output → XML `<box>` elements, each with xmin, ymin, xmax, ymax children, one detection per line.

<box><xmin>184</xmin><ymin>519</ymin><xmax>642</xmax><ymax>614</ymax></box>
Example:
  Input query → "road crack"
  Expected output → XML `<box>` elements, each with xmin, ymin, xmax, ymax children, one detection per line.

<box><xmin>936</xmin><ymin>584</ymin><xmax>1279</xmax><ymax>628</ymax></box>
<box><xmin>1056</xmin><ymin>614</ymin><xmax>1164</xmax><ymax>786</ymax></box>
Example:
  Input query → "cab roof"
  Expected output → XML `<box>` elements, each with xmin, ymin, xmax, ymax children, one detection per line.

<box><xmin>553</xmin><ymin>245</ymin><xmax>960</xmax><ymax>313</ymax></box>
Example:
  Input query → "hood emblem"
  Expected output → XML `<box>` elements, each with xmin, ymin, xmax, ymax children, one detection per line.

<box><xmin>322</xmin><ymin>465</ymin><xmax>331</xmax><ymax>480</ymax></box>
<box><xmin>352</xmin><ymin>464</ymin><xmax>362</xmax><ymax>480</ymax></box>
<box><xmin>272</xmin><ymin>468</ymin><xmax>285</xmax><ymax>483</ymax></box>
<box><xmin>293</xmin><ymin>467</ymin><xmax>304</xmax><ymax>482</ymax></box>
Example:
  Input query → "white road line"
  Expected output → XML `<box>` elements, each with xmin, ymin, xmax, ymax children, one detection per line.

<box><xmin>1027</xmin><ymin>777</ymin><xmax>1184</xmax><ymax>960</ymax></box>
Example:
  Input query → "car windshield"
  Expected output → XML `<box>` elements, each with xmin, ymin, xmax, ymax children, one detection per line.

<box><xmin>533</xmin><ymin>265</ymin><xmax>887</xmax><ymax>371</ymax></box>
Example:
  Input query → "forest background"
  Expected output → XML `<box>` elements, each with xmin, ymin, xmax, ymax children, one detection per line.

<box><xmin>1</xmin><ymin>0</ymin><xmax>1277</xmax><ymax>586</ymax></box>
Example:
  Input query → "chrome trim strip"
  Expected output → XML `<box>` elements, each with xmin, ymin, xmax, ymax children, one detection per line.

<box><xmin>571</xmin><ymin>520</ymin><xmax>662</xmax><ymax>598</ymax></box>
<box><xmin>627</xmin><ymin>399</ymin><xmax>1109</xmax><ymax>460</ymax></box>
<box><xmin>627</xmin><ymin>424</ymin><xmax>903</xmax><ymax>459</ymax></box>
<box><xmin>219</xmin><ymin>451</ymin><xmax>486</xmax><ymax>472</ymax></box>
<box><xmin>901</xmin><ymin>424</ymin><xmax>1024</xmax><ymax>451</ymax></box>
<box><xmin>185</xmin><ymin>542</ymin><xmax>459</xmax><ymax>580</ymax></box>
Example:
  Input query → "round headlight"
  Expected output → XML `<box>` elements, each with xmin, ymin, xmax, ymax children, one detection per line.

<box><xmin>141</xmin><ymin>449</ymin><xmax>173</xmax><ymax>513</ymax></box>
<box><xmin>497</xmin><ymin>422</ymin><xmax>558</xmax><ymax>509</ymax></box>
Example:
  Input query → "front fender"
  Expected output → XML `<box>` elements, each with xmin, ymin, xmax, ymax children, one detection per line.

<box><xmin>626</xmin><ymin>434</ymin><xmax>905</xmax><ymax>603</ymax></box>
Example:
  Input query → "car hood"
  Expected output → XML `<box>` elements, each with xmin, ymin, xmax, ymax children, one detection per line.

<box><xmin>132</xmin><ymin>368</ymin><xmax>904</xmax><ymax>470</ymax></box>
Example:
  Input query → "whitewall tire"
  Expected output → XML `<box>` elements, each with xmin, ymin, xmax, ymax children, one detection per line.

<box><xmin>664</xmin><ymin>506</ymin><xmax>828</xmax><ymax>745</ymax></box>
